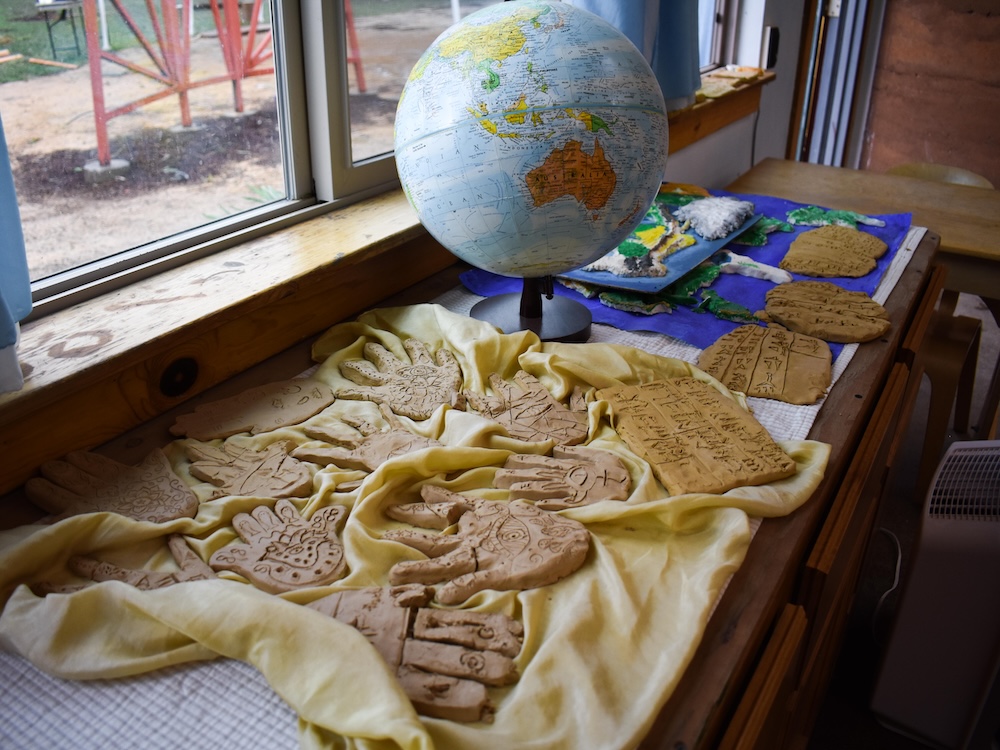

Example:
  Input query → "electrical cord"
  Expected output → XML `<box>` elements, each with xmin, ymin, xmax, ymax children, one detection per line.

<box><xmin>870</xmin><ymin>527</ymin><xmax>902</xmax><ymax>643</ymax></box>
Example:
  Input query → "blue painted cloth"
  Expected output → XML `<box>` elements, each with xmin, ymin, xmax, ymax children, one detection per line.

<box><xmin>460</xmin><ymin>191</ymin><xmax>912</xmax><ymax>354</ymax></box>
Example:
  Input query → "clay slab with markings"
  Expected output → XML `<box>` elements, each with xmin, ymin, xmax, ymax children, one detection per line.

<box><xmin>597</xmin><ymin>378</ymin><xmax>797</xmax><ymax>496</ymax></box>
<box><xmin>779</xmin><ymin>224</ymin><xmax>887</xmax><ymax>278</ymax></box>
<box><xmin>764</xmin><ymin>280</ymin><xmax>891</xmax><ymax>343</ymax></box>
<box><xmin>698</xmin><ymin>324</ymin><xmax>832</xmax><ymax>405</ymax></box>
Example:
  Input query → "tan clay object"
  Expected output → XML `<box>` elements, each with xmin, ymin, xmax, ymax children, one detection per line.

<box><xmin>465</xmin><ymin>371</ymin><xmax>589</xmax><ymax>446</ymax></box>
<box><xmin>337</xmin><ymin>339</ymin><xmax>465</xmax><ymax>420</ymax></box>
<box><xmin>184</xmin><ymin>440</ymin><xmax>314</xmax><ymax>499</ymax></box>
<box><xmin>596</xmin><ymin>378</ymin><xmax>797</xmax><ymax>496</ymax></box>
<box><xmin>209</xmin><ymin>498</ymin><xmax>347</xmax><ymax>593</ymax></box>
<box><xmin>697</xmin><ymin>324</ymin><xmax>832</xmax><ymax>405</ymax></box>
<box><xmin>779</xmin><ymin>224</ymin><xmax>887</xmax><ymax>278</ymax></box>
<box><xmin>385</xmin><ymin>484</ymin><xmax>590</xmax><ymax>605</ymax></box>
<box><xmin>292</xmin><ymin>403</ymin><xmax>441</xmax><ymax>471</ymax></box>
<box><xmin>25</xmin><ymin>449</ymin><xmax>198</xmax><ymax>523</ymax></box>
<box><xmin>493</xmin><ymin>445</ymin><xmax>631</xmax><ymax>509</ymax></box>
<box><xmin>169</xmin><ymin>378</ymin><xmax>336</xmax><ymax>440</ymax></box>
<box><xmin>34</xmin><ymin>535</ymin><xmax>215</xmax><ymax>595</ymax></box>
<box><xmin>308</xmin><ymin>584</ymin><xmax>524</xmax><ymax>723</ymax></box>
<box><xmin>764</xmin><ymin>280</ymin><xmax>891</xmax><ymax>343</ymax></box>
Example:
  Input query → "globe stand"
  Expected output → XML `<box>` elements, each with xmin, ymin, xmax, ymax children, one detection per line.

<box><xmin>470</xmin><ymin>276</ymin><xmax>592</xmax><ymax>343</ymax></box>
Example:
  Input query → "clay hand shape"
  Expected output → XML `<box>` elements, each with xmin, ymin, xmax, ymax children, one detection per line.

<box><xmin>384</xmin><ymin>485</ymin><xmax>590</xmax><ymax>605</ymax></box>
<box><xmin>184</xmin><ymin>440</ymin><xmax>314</xmax><ymax>499</ymax></box>
<box><xmin>308</xmin><ymin>584</ymin><xmax>524</xmax><ymax>723</ymax></box>
<box><xmin>209</xmin><ymin>498</ymin><xmax>348</xmax><ymax>593</ymax></box>
<box><xmin>170</xmin><ymin>378</ymin><xmax>335</xmax><ymax>440</ymax></box>
<box><xmin>494</xmin><ymin>445</ymin><xmax>631</xmax><ymax>510</ymax></box>
<box><xmin>464</xmin><ymin>371</ymin><xmax>589</xmax><ymax>446</ymax></box>
<box><xmin>292</xmin><ymin>403</ymin><xmax>441</xmax><ymax>472</ymax></box>
<box><xmin>25</xmin><ymin>449</ymin><xmax>198</xmax><ymax>523</ymax></box>
<box><xmin>336</xmin><ymin>339</ymin><xmax>464</xmax><ymax>420</ymax></box>
<box><xmin>35</xmin><ymin>535</ymin><xmax>215</xmax><ymax>595</ymax></box>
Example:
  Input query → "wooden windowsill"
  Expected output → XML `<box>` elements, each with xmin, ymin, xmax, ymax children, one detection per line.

<box><xmin>0</xmin><ymin>72</ymin><xmax>773</xmax><ymax>498</ymax></box>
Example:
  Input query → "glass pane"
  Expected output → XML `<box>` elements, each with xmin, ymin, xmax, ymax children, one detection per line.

<box><xmin>697</xmin><ymin>0</ymin><xmax>720</xmax><ymax>69</ymax></box>
<box><xmin>1</xmin><ymin>0</ymin><xmax>284</xmax><ymax>282</ymax></box>
<box><xmin>347</xmin><ymin>0</ymin><xmax>502</xmax><ymax>164</ymax></box>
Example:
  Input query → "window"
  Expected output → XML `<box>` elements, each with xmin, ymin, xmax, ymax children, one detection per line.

<box><xmin>6</xmin><ymin>0</ymin><xmax>499</xmax><ymax>316</ymax></box>
<box><xmin>698</xmin><ymin>0</ymin><xmax>725</xmax><ymax>70</ymax></box>
<box><xmin>7</xmin><ymin>0</ymin><xmax>730</xmax><ymax>318</ymax></box>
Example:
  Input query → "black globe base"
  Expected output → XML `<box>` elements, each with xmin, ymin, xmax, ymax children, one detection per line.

<box><xmin>470</xmin><ymin>276</ymin><xmax>591</xmax><ymax>343</ymax></box>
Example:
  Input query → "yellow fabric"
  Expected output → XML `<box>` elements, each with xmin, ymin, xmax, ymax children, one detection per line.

<box><xmin>0</xmin><ymin>304</ymin><xmax>829</xmax><ymax>749</ymax></box>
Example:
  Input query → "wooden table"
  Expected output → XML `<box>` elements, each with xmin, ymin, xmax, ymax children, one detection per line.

<box><xmin>728</xmin><ymin>158</ymin><xmax>1000</xmax><ymax>439</ymax></box>
<box><xmin>637</xmin><ymin>219</ymin><xmax>939</xmax><ymax>749</ymax></box>
<box><xmin>0</xmin><ymin>164</ymin><xmax>943</xmax><ymax>749</ymax></box>
<box><xmin>728</xmin><ymin>158</ymin><xmax>1000</xmax><ymax>302</ymax></box>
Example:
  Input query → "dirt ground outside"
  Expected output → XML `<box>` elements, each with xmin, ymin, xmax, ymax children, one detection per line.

<box><xmin>1</xmin><ymin>6</ymin><xmax>471</xmax><ymax>280</ymax></box>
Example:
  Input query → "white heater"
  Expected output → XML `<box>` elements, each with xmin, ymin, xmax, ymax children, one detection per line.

<box><xmin>871</xmin><ymin>440</ymin><xmax>1000</xmax><ymax>749</ymax></box>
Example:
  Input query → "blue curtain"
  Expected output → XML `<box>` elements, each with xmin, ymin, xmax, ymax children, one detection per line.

<box><xmin>567</xmin><ymin>0</ymin><xmax>702</xmax><ymax>111</ymax></box>
<box><xmin>0</xmin><ymin>112</ymin><xmax>31</xmax><ymax>394</ymax></box>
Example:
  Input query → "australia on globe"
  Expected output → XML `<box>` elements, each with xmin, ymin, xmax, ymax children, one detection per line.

<box><xmin>393</xmin><ymin>0</ymin><xmax>670</xmax><ymax>280</ymax></box>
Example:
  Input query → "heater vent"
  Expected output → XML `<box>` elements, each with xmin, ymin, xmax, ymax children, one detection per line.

<box><xmin>928</xmin><ymin>442</ymin><xmax>1000</xmax><ymax>520</ymax></box>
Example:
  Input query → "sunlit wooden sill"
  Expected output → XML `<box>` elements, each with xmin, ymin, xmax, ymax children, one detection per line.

<box><xmin>0</xmin><ymin>71</ymin><xmax>774</xmax><ymax>498</ymax></box>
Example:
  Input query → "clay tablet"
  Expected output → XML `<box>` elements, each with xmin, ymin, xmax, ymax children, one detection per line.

<box><xmin>764</xmin><ymin>280</ymin><xmax>891</xmax><ymax>343</ymax></box>
<box><xmin>698</xmin><ymin>324</ymin><xmax>832</xmax><ymax>405</ymax></box>
<box><xmin>170</xmin><ymin>378</ymin><xmax>335</xmax><ymax>440</ymax></box>
<box><xmin>596</xmin><ymin>378</ymin><xmax>797</xmax><ymax>496</ymax></box>
<box><xmin>779</xmin><ymin>225</ymin><xmax>887</xmax><ymax>278</ymax></box>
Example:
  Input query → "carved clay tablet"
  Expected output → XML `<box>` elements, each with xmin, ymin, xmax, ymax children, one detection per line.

<box><xmin>170</xmin><ymin>378</ymin><xmax>335</xmax><ymax>440</ymax></box>
<box><xmin>764</xmin><ymin>280</ymin><xmax>891</xmax><ymax>343</ymax></box>
<box><xmin>596</xmin><ymin>378</ymin><xmax>797</xmax><ymax>496</ymax></box>
<box><xmin>779</xmin><ymin>225</ymin><xmax>887</xmax><ymax>278</ymax></box>
<box><xmin>698</xmin><ymin>324</ymin><xmax>832</xmax><ymax>405</ymax></box>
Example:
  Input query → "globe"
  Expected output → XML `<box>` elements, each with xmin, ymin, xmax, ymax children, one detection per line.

<box><xmin>393</xmin><ymin>0</ymin><xmax>670</xmax><ymax>339</ymax></box>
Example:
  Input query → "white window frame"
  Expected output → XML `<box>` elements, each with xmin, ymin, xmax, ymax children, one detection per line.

<box><xmin>27</xmin><ymin>0</ymin><xmax>743</xmax><ymax>319</ymax></box>
<box><xmin>28</xmin><ymin>0</ymin><xmax>400</xmax><ymax>319</ymax></box>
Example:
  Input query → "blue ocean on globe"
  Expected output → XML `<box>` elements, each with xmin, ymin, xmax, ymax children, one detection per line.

<box><xmin>394</xmin><ymin>0</ymin><xmax>670</xmax><ymax>279</ymax></box>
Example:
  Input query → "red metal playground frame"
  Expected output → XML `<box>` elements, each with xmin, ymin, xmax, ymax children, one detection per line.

<box><xmin>81</xmin><ymin>0</ymin><xmax>275</xmax><ymax>167</ymax></box>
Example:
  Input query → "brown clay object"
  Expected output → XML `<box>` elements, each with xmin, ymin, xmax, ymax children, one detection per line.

<box><xmin>596</xmin><ymin>378</ymin><xmax>797</xmax><ymax>496</ymax></box>
<box><xmin>764</xmin><ymin>280</ymin><xmax>891</xmax><ymax>343</ymax></box>
<box><xmin>184</xmin><ymin>440</ymin><xmax>314</xmax><ymax>499</ymax></box>
<box><xmin>24</xmin><ymin>449</ymin><xmax>198</xmax><ymax>523</ymax></box>
<box><xmin>697</xmin><ymin>324</ymin><xmax>832</xmax><ymax>405</ymax></box>
<box><xmin>493</xmin><ymin>445</ymin><xmax>631</xmax><ymax>509</ymax></box>
<box><xmin>170</xmin><ymin>378</ymin><xmax>336</xmax><ymax>440</ymax></box>
<box><xmin>308</xmin><ymin>584</ymin><xmax>524</xmax><ymax>723</ymax></box>
<box><xmin>209</xmin><ymin>498</ymin><xmax>347</xmax><ymax>593</ymax></box>
<box><xmin>337</xmin><ymin>339</ymin><xmax>465</xmax><ymax>420</ymax></box>
<box><xmin>292</xmin><ymin>403</ymin><xmax>441</xmax><ymax>471</ymax></box>
<box><xmin>465</xmin><ymin>371</ymin><xmax>588</xmax><ymax>446</ymax></box>
<box><xmin>385</xmin><ymin>484</ymin><xmax>590</xmax><ymax>605</ymax></box>
<box><xmin>34</xmin><ymin>535</ymin><xmax>216</xmax><ymax>595</ymax></box>
<box><xmin>779</xmin><ymin>224</ymin><xmax>887</xmax><ymax>278</ymax></box>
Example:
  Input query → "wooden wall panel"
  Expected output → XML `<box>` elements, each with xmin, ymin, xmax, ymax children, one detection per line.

<box><xmin>860</xmin><ymin>0</ymin><xmax>1000</xmax><ymax>186</ymax></box>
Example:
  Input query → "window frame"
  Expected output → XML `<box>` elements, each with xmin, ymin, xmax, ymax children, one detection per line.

<box><xmin>27</xmin><ymin>0</ymin><xmax>405</xmax><ymax>320</ymax></box>
<box><xmin>26</xmin><ymin>0</ymin><xmax>743</xmax><ymax>320</ymax></box>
